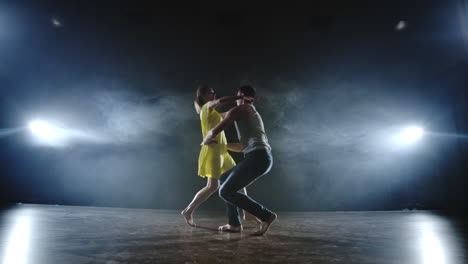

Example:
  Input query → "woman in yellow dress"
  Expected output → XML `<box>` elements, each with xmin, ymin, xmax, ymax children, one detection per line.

<box><xmin>181</xmin><ymin>84</ymin><xmax>258</xmax><ymax>227</ymax></box>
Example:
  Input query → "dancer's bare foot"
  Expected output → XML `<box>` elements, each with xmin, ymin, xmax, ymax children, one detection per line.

<box><xmin>181</xmin><ymin>209</ymin><xmax>196</xmax><ymax>227</ymax></box>
<box><xmin>243</xmin><ymin>210</ymin><xmax>262</xmax><ymax>224</ymax></box>
<box><xmin>251</xmin><ymin>213</ymin><xmax>277</xmax><ymax>236</ymax></box>
<box><xmin>218</xmin><ymin>224</ymin><xmax>243</xmax><ymax>233</ymax></box>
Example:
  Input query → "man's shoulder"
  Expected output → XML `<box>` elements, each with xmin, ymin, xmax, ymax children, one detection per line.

<box><xmin>238</xmin><ymin>103</ymin><xmax>254</xmax><ymax>110</ymax></box>
<box><xmin>229</xmin><ymin>104</ymin><xmax>248</xmax><ymax>111</ymax></box>
<box><xmin>229</xmin><ymin>104</ymin><xmax>253</xmax><ymax>118</ymax></box>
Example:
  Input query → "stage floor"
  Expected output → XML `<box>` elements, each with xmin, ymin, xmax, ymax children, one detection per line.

<box><xmin>0</xmin><ymin>204</ymin><xmax>466</xmax><ymax>263</ymax></box>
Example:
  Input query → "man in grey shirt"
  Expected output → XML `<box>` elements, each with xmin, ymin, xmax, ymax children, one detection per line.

<box><xmin>202</xmin><ymin>85</ymin><xmax>276</xmax><ymax>236</ymax></box>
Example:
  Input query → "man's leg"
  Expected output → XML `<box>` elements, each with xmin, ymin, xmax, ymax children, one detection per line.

<box><xmin>219</xmin><ymin>150</ymin><xmax>273</xmax><ymax>225</ymax></box>
<box><xmin>218</xmin><ymin>167</ymin><xmax>242</xmax><ymax>231</ymax></box>
<box><xmin>241</xmin><ymin>188</ymin><xmax>261</xmax><ymax>224</ymax></box>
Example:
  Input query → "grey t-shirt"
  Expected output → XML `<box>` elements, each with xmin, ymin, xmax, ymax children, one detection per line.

<box><xmin>234</xmin><ymin>105</ymin><xmax>271</xmax><ymax>154</ymax></box>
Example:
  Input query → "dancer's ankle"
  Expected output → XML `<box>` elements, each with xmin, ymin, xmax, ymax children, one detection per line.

<box><xmin>218</xmin><ymin>224</ymin><xmax>243</xmax><ymax>232</ymax></box>
<box><xmin>252</xmin><ymin>213</ymin><xmax>277</xmax><ymax>236</ymax></box>
<box><xmin>182</xmin><ymin>207</ymin><xmax>192</xmax><ymax>215</ymax></box>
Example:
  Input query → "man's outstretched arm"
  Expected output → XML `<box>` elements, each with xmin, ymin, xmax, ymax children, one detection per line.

<box><xmin>227</xmin><ymin>143</ymin><xmax>244</xmax><ymax>152</ymax></box>
<box><xmin>202</xmin><ymin>106</ymin><xmax>242</xmax><ymax>144</ymax></box>
<box><xmin>208</xmin><ymin>95</ymin><xmax>244</xmax><ymax>112</ymax></box>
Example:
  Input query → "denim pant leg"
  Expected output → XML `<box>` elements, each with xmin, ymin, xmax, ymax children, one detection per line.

<box><xmin>218</xmin><ymin>167</ymin><xmax>241</xmax><ymax>226</ymax></box>
<box><xmin>218</xmin><ymin>149</ymin><xmax>273</xmax><ymax>226</ymax></box>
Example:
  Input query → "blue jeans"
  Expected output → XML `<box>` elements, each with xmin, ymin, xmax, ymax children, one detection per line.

<box><xmin>218</xmin><ymin>148</ymin><xmax>273</xmax><ymax>226</ymax></box>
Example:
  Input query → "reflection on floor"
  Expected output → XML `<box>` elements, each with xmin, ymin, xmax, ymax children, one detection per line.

<box><xmin>0</xmin><ymin>204</ymin><xmax>466</xmax><ymax>263</ymax></box>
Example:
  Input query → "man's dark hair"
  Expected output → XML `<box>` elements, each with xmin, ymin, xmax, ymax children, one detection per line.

<box><xmin>238</xmin><ymin>85</ymin><xmax>256</xmax><ymax>97</ymax></box>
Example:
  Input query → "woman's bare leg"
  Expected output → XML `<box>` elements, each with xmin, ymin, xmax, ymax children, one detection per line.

<box><xmin>181</xmin><ymin>177</ymin><xmax>219</xmax><ymax>227</ymax></box>
<box><xmin>241</xmin><ymin>188</ymin><xmax>262</xmax><ymax>224</ymax></box>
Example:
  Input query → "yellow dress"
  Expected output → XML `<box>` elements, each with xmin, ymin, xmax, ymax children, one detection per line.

<box><xmin>198</xmin><ymin>103</ymin><xmax>236</xmax><ymax>179</ymax></box>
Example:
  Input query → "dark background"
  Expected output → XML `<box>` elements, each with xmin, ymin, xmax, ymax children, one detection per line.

<box><xmin>0</xmin><ymin>0</ymin><xmax>467</xmax><ymax>213</ymax></box>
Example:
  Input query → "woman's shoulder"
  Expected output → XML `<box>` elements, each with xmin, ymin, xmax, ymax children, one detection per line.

<box><xmin>201</xmin><ymin>102</ymin><xmax>210</xmax><ymax>110</ymax></box>
<box><xmin>200</xmin><ymin>102</ymin><xmax>217</xmax><ymax>119</ymax></box>
<box><xmin>199</xmin><ymin>102</ymin><xmax>208</xmax><ymax>115</ymax></box>
<box><xmin>201</xmin><ymin>102</ymin><xmax>219</xmax><ymax>114</ymax></box>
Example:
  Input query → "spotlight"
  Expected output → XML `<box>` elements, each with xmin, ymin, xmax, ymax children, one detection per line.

<box><xmin>28</xmin><ymin>120</ymin><xmax>63</xmax><ymax>141</ymax></box>
<box><xmin>395</xmin><ymin>20</ymin><xmax>407</xmax><ymax>31</ymax></box>
<box><xmin>27</xmin><ymin>119</ymin><xmax>104</xmax><ymax>146</ymax></box>
<box><xmin>396</xmin><ymin>126</ymin><xmax>424</xmax><ymax>144</ymax></box>
<box><xmin>51</xmin><ymin>18</ymin><xmax>62</xmax><ymax>27</ymax></box>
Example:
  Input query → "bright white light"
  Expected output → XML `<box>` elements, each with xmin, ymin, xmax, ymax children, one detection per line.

<box><xmin>395</xmin><ymin>20</ymin><xmax>407</xmax><ymax>31</ymax></box>
<box><xmin>2</xmin><ymin>212</ymin><xmax>32</xmax><ymax>264</ymax></box>
<box><xmin>27</xmin><ymin>119</ymin><xmax>105</xmax><ymax>147</ymax></box>
<box><xmin>396</xmin><ymin>126</ymin><xmax>424</xmax><ymax>144</ymax></box>
<box><xmin>27</xmin><ymin>120</ymin><xmax>71</xmax><ymax>147</ymax></box>
<box><xmin>419</xmin><ymin>222</ymin><xmax>447</xmax><ymax>264</ymax></box>
<box><xmin>51</xmin><ymin>18</ymin><xmax>62</xmax><ymax>27</ymax></box>
<box><xmin>28</xmin><ymin>120</ymin><xmax>62</xmax><ymax>140</ymax></box>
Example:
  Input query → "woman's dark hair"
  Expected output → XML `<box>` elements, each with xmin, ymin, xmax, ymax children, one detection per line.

<box><xmin>238</xmin><ymin>85</ymin><xmax>256</xmax><ymax>98</ymax></box>
<box><xmin>194</xmin><ymin>84</ymin><xmax>211</xmax><ymax>114</ymax></box>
